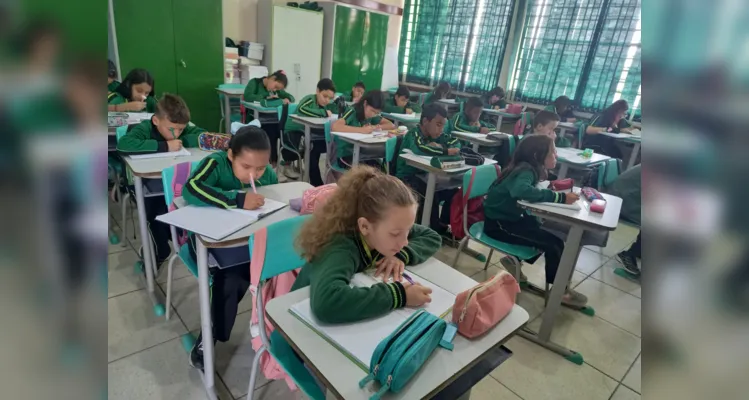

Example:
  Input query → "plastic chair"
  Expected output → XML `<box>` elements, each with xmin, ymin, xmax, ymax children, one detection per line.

<box><xmin>276</xmin><ymin>103</ymin><xmax>302</xmax><ymax>176</ymax></box>
<box><xmin>418</xmin><ymin>92</ymin><xmax>429</xmax><ymax>106</ymax></box>
<box><xmin>323</xmin><ymin>120</ymin><xmax>348</xmax><ymax>181</ymax></box>
<box><xmin>576</xmin><ymin>122</ymin><xmax>588</xmax><ymax>149</ymax></box>
<box><xmin>218</xmin><ymin>83</ymin><xmax>245</xmax><ymax>133</ymax></box>
<box><xmin>160</xmin><ymin>161</ymin><xmax>206</xmax><ymax>320</ymax></box>
<box><xmin>114</xmin><ymin>125</ymin><xmax>134</xmax><ymax>247</ymax></box>
<box><xmin>385</xmin><ymin>135</ymin><xmax>403</xmax><ymax>175</ymax></box>
<box><xmin>246</xmin><ymin>215</ymin><xmax>324</xmax><ymax>400</ymax></box>
<box><xmin>452</xmin><ymin>165</ymin><xmax>541</xmax><ymax>279</ymax></box>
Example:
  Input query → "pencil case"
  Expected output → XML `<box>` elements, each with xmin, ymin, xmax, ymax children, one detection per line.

<box><xmin>452</xmin><ymin>270</ymin><xmax>519</xmax><ymax>339</ymax></box>
<box><xmin>430</xmin><ymin>155</ymin><xmax>465</xmax><ymax>170</ymax></box>
<box><xmin>199</xmin><ymin>132</ymin><xmax>231</xmax><ymax>151</ymax></box>
<box><xmin>549</xmin><ymin>178</ymin><xmax>573</xmax><ymax>191</ymax></box>
<box><xmin>359</xmin><ymin>310</ymin><xmax>452</xmax><ymax>399</ymax></box>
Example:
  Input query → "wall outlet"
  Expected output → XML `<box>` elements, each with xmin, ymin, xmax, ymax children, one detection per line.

<box><xmin>294</xmin><ymin>63</ymin><xmax>301</xmax><ymax>74</ymax></box>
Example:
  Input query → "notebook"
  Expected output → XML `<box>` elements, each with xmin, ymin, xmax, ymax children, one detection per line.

<box><xmin>129</xmin><ymin>148</ymin><xmax>191</xmax><ymax>160</ymax></box>
<box><xmin>289</xmin><ymin>270</ymin><xmax>456</xmax><ymax>370</ymax></box>
<box><xmin>538</xmin><ymin>200</ymin><xmax>582</xmax><ymax>211</ymax></box>
<box><xmin>155</xmin><ymin>198</ymin><xmax>287</xmax><ymax>241</ymax></box>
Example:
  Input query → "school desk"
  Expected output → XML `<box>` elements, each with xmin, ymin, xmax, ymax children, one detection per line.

<box><xmin>288</xmin><ymin>115</ymin><xmax>330</xmax><ymax>183</ymax></box>
<box><xmin>215</xmin><ymin>87</ymin><xmax>245</xmax><ymax>134</ymax></box>
<box><xmin>121</xmin><ymin>148</ymin><xmax>212</xmax><ymax>316</ymax></box>
<box><xmin>170</xmin><ymin>181</ymin><xmax>312</xmax><ymax>400</ymax></box>
<box><xmin>481</xmin><ymin>108</ymin><xmax>521</xmax><ymax>127</ymax></box>
<box><xmin>381</xmin><ymin>112</ymin><xmax>420</xmax><ymax>127</ymax></box>
<box><xmin>600</xmin><ymin>131</ymin><xmax>642</xmax><ymax>169</ymax></box>
<box><xmin>437</xmin><ymin>98</ymin><xmax>460</xmax><ymax>113</ymax></box>
<box><xmin>452</xmin><ymin>131</ymin><xmax>507</xmax><ymax>152</ymax></box>
<box><xmin>266</xmin><ymin>257</ymin><xmax>530</xmax><ymax>400</ymax></box>
<box><xmin>331</xmin><ymin>132</ymin><xmax>389</xmax><ymax>167</ymax></box>
<box><xmin>517</xmin><ymin>189</ymin><xmax>622</xmax><ymax>363</ymax></box>
<box><xmin>240</xmin><ymin>100</ymin><xmax>279</xmax><ymax>122</ymax></box>
<box><xmin>554</xmin><ymin>147</ymin><xmax>611</xmax><ymax>179</ymax></box>
<box><xmin>398</xmin><ymin>153</ymin><xmax>497</xmax><ymax>226</ymax></box>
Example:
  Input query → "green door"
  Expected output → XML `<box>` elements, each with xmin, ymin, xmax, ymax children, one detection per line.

<box><xmin>332</xmin><ymin>6</ymin><xmax>365</xmax><ymax>91</ymax></box>
<box><xmin>360</xmin><ymin>12</ymin><xmax>388</xmax><ymax>91</ymax></box>
<box><xmin>113</xmin><ymin>0</ymin><xmax>178</xmax><ymax>97</ymax></box>
<box><xmin>172</xmin><ymin>0</ymin><xmax>223</xmax><ymax>129</ymax></box>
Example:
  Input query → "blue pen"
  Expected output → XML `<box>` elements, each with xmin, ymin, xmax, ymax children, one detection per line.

<box><xmin>402</xmin><ymin>273</ymin><xmax>416</xmax><ymax>285</ymax></box>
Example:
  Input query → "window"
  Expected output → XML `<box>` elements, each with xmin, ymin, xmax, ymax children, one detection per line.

<box><xmin>509</xmin><ymin>0</ymin><xmax>642</xmax><ymax>115</ymax></box>
<box><xmin>399</xmin><ymin>0</ymin><xmax>516</xmax><ymax>93</ymax></box>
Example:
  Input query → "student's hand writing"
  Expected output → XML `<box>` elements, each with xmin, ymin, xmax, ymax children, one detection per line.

<box><xmin>375</xmin><ymin>257</ymin><xmax>405</xmax><ymax>283</ymax></box>
<box><xmin>479</xmin><ymin>127</ymin><xmax>490</xmax><ymax>134</ymax></box>
<box><xmin>282</xmin><ymin>98</ymin><xmax>290</xmax><ymax>105</ymax></box>
<box><xmin>243</xmin><ymin>193</ymin><xmax>266</xmax><ymax>210</ymax></box>
<box><xmin>167</xmin><ymin>140</ymin><xmax>183</xmax><ymax>152</ymax></box>
<box><xmin>447</xmin><ymin>148</ymin><xmax>460</xmax><ymax>156</ymax></box>
<box><xmin>405</xmin><ymin>108</ymin><xmax>413</xmax><ymax>114</ymax></box>
<box><xmin>362</xmin><ymin>125</ymin><xmax>377</xmax><ymax>134</ymax></box>
<box><xmin>565</xmin><ymin>192</ymin><xmax>580</xmax><ymax>204</ymax></box>
<box><xmin>268</xmin><ymin>94</ymin><xmax>279</xmax><ymax>99</ymax></box>
<box><xmin>403</xmin><ymin>282</ymin><xmax>432</xmax><ymax>307</ymax></box>
<box><xmin>326</xmin><ymin>110</ymin><xmax>333</xmax><ymax>117</ymax></box>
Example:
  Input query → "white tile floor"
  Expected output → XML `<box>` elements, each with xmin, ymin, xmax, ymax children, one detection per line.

<box><xmin>108</xmin><ymin>202</ymin><xmax>641</xmax><ymax>400</ymax></box>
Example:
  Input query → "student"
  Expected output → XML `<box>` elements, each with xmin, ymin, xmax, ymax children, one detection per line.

<box><xmin>605</xmin><ymin>164</ymin><xmax>642</xmax><ymax>276</ymax></box>
<box><xmin>107</xmin><ymin>59</ymin><xmax>119</xmax><ymax>93</ymax></box>
<box><xmin>243</xmin><ymin>70</ymin><xmax>295</xmax><ymax>164</ymax></box>
<box><xmin>343</xmin><ymin>81</ymin><xmax>366</xmax><ymax>103</ymax></box>
<box><xmin>291</xmin><ymin>165</ymin><xmax>441</xmax><ymax>323</ymax></box>
<box><xmin>383</xmin><ymin>86</ymin><xmax>422</xmax><ymax>114</ymax></box>
<box><xmin>117</xmin><ymin>93</ymin><xmax>207</xmax><ymax>267</ymax></box>
<box><xmin>108</xmin><ymin>68</ymin><xmax>156</xmax><ymax>112</ymax></box>
<box><xmin>544</xmin><ymin>96</ymin><xmax>576</xmax><ymax>123</ymax></box>
<box><xmin>424</xmin><ymin>81</ymin><xmax>451</xmax><ymax>104</ymax></box>
<box><xmin>183</xmin><ymin>126</ymin><xmax>278</xmax><ymax>369</ymax></box>
<box><xmin>482</xmin><ymin>86</ymin><xmax>507</xmax><ymax>110</ymax></box>
<box><xmin>528</xmin><ymin>110</ymin><xmax>571</xmax><ymax>148</ymax></box>
<box><xmin>283</xmin><ymin>78</ymin><xmax>338</xmax><ymax>186</ymax></box>
<box><xmin>331</xmin><ymin>90</ymin><xmax>395</xmax><ymax>168</ymax></box>
<box><xmin>450</xmin><ymin>97</ymin><xmax>495</xmax><ymax>134</ymax></box>
<box><xmin>482</xmin><ymin>135</ymin><xmax>588</xmax><ymax>307</ymax></box>
<box><xmin>583</xmin><ymin>99</ymin><xmax>632</xmax><ymax>159</ymax></box>
<box><xmin>395</xmin><ymin>104</ymin><xmax>458</xmax><ymax>233</ymax></box>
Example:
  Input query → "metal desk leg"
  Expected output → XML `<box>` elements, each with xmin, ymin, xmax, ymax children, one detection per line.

<box><xmin>303</xmin><ymin>125</ymin><xmax>312</xmax><ymax>182</ymax></box>
<box><xmin>196</xmin><ymin>240</ymin><xmax>217</xmax><ymax>395</ymax></box>
<box><xmin>132</xmin><ymin>176</ymin><xmax>163</xmax><ymax>315</ymax></box>
<box><xmin>352</xmin><ymin>144</ymin><xmax>361</xmax><ymax>167</ymax></box>
<box><xmin>472</xmin><ymin>143</ymin><xmax>480</xmax><ymax>152</ymax></box>
<box><xmin>496</xmin><ymin>115</ymin><xmax>503</xmax><ymax>128</ymax></box>
<box><xmin>421</xmin><ymin>173</ymin><xmax>436</xmax><ymax>226</ymax></box>
<box><xmin>254</xmin><ymin>110</ymin><xmax>260</xmax><ymax>120</ymax></box>
<box><xmin>223</xmin><ymin>95</ymin><xmax>232</xmax><ymax>134</ymax></box>
<box><xmin>557</xmin><ymin>164</ymin><xmax>569</xmax><ymax>180</ymax></box>
<box><xmin>627</xmin><ymin>142</ymin><xmax>640</xmax><ymax>169</ymax></box>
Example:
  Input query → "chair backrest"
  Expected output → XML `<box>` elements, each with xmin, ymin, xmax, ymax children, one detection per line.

<box><xmin>598</xmin><ymin>158</ymin><xmax>621</xmax><ymax>189</ymax></box>
<box><xmin>276</xmin><ymin>103</ymin><xmax>299</xmax><ymax>125</ymax></box>
<box><xmin>461</xmin><ymin>164</ymin><xmax>502</xmax><ymax>200</ymax></box>
<box><xmin>577</xmin><ymin>122</ymin><xmax>588</xmax><ymax>149</ymax></box>
<box><xmin>418</xmin><ymin>92</ymin><xmax>429</xmax><ymax>106</ymax></box>
<box><xmin>513</xmin><ymin>112</ymin><xmax>533</xmax><ymax>136</ymax></box>
<box><xmin>115</xmin><ymin>125</ymin><xmax>129</xmax><ymax>142</ymax></box>
<box><xmin>161</xmin><ymin>160</ymin><xmax>203</xmax><ymax>207</ymax></box>
<box><xmin>249</xmin><ymin>215</ymin><xmax>311</xmax><ymax>282</ymax></box>
<box><xmin>385</xmin><ymin>135</ymin><xmax>404</xmax><ymax>175</ymax></box>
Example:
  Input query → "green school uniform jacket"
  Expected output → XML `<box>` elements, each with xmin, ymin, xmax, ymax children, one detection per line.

<box><xmin>335</xmin><ymin>107</ymin><xmax>383</xmax><ymax>159</ymax></box>
<box><xmin>284</xmin><ymin>94</ymin><xmax>337</xmax><ymax>132</ymax></box>
<box><xmin>449</xmin><ymin>112</ymin><xmax>496</xmax><ymax>134</ymax></box>
<box><xmin>242</xmin><ymin>77</ymin><xmax>295</xmax><ymax>107</ymax></box>
<box><xmin>116</xmin><ymin>119</ymin><xmax>204</xmax><ymax>154</ymax></box>
<box><xmin>481</xmin><ymin>94</ymin><xmax>507</xmax><ymax>110</ymax></box>
<box><xmin>108</xmin><ymin>80</ymin><xmax>120</xmax><ymax>93</ymax></box>
<box><xmin>484</xmin><ymin>164</ymin><xmax>568</xmax><ymax>222</ymax></box>
<box><xmin>290</xmin><ymin>225</ymin><xmax>442</xmax><ymax>323</ymax></box>
<box><xmin>183</xmin><ymin>151</ymin><xmax>278</xmax><ymax>209</ymax></box>
<box><xmin>396</xmin><ymin>126</ymin><xmax>460</xmax><ymax>179</ymax></box>
<box><xmin>382</xmin><ymin>95</ymin><xmax>422</xmax><ymax>114</ymax></box>
<box><xmin>107</xmin><ymin>92</ymin><xmax>157</xmax><ymax>113</ymax></box>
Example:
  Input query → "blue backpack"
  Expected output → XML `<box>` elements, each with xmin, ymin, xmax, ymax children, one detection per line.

<box><xmin>358</xmin><ymin>310</ymin><xmax>452</xmax><ymax>399</ymax></box>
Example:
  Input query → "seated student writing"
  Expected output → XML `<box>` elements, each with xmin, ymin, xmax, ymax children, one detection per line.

<box><xmin>243</xmin><ymin>70</ymin><xmax>295</xmax><ymax>165</ymax></box>
<box><xmin>292</xmin><ymin>166</ymin><xmax>441</xmax><ymax>323</ymax></box>
<box><xmin>342</xmin><ymin>81</ymin><xmax>366</xmax><ymax>103</ymax></box>
<box><xmin>108</xmin><ymin>68</ymin><xmax>157</xmax><ymax>112</ymax></box>
<box><xmin>482</xmin><ymin>135</ymin><xmax>588</xmax><ymax>307</ymax></box>
<box><xmin>584</xmin><ymin>99</ymin><xmax>632</xmax><ymax>159</ymax></box>
<box><xmin>117</xmin><ymin>93</ymin><xmax>207</xmax><ymax>276</ymax></box>
<box><xmin>107</xmin><ymin>59</ymin><xmax>119</xmax><ymax>93</ymax></box>
<box><xmin>183</xmin><ymin>126</ymin><xmax>278</xmax><ymax>369</ymax></box>
<box><xmin>331</xmin><ymin>90</ymin><xmax>395</xmax><ymax>168</ymax></box>
<box><xmin>544</xmin><ymin>95</ymin><xmax>576</xmax><ymax>123</ymax></box>
<box><xmin>528</xmin><ymin>110</ymin><xmax>571</xmax><ymax>148</ymax></box>
<box><xmin>383</xmin><ymin>86</ymin><xmax>422</xmax><ymax>114</ymax></box>
<box><xmin>450</xmin><ymin>97</ymin><xmax>496</xmax><ymax>134</ymax></box>
<box><xmin>482</xmin><ymin>86</ymin><xmax>507</xmax><ymax>110</ymax></box>
<box><xmin>395</xmin><ymin>104</ymin><xmax>458</xmax><ymax>233</ymax></box>
<box><xmin>424</xmin><ymin>81</ymin><xmax>451</xmax><ymax>105</ymax></box>
<box><xmin>283</xmin><ymin>78</ymin><xmax>338</xmax><ymax>186</ymax></box>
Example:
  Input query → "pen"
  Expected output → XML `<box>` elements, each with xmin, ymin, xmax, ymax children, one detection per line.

<box><xmin>249</xmin><ymin>173</ymin><xmax>257</xmax><ymax>194</ymax></box>
<box><xmin>402</xmin><ymin>273</ymin><xmax>416</xmax><ymax>285</ymax></box>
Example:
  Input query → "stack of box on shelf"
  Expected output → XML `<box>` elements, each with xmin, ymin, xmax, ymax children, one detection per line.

<box><xmin>224</xmin><ymin>42</ymin><xmax>267</xmax><ymax>84</ymax></box>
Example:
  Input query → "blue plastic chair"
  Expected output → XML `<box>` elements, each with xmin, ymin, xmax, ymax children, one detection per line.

<box><xmin>276</xmin><ymin>103</ymin><xmax>302</xmax><ymax>175</ymax></box>
<box><xmin>218</xmin><ymin>83</ymin><xmax>245</xmax><ymax>133</ymax></box>
<box><xmin>452</xmin><ymin>165</ymin><xmax>541</xmax><ymax>278</ymax></box>
<box><xmin>385</xmin><ymin>136</ymin><xmax>401</xmax><ymax>175</ymax></box>
<box><xmin>160</xmin><ymin>161</ymin><xmax>207</xmax><ymax>320</ymax></box>
<box><xmin>245</xmin><ymin>215</ymin><xmax>324</xmax><ymax>400</ymax></box>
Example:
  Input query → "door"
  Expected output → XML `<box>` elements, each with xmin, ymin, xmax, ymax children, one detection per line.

<box><xmin>172</xmin><ymin>0</ymin><xmax>223</xmax><ymax>129</ymax></box>
<box><xmin>359</xmin><ymin>12</ymin><xmax>388</xmax><ymax>91</ymax></box>
<box><xmin>332</xmin><ymin>6</ymin><xmax>365</xmax><ymax>91</ymax></box>
<box><xmin>271</xmin><ymin>6</ymin><xmax>324</xmax><ymax>99</ymax></box>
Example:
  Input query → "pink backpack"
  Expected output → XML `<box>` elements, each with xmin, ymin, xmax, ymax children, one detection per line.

<box><xmin>505</xmin><ymin>104</ymin><xmax>523</xmax><ymax>114</ymax></box>
<box><xmin>168</xmin><ymin>162</ymin><xmax>193</xmax><ymax>246</ymax></box>
<box><xmin>452</xmin><ymin>270</ymin><xmax>519</xmax><ymax>339</ymax></box>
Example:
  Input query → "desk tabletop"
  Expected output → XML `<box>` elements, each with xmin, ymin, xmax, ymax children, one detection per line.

<box><xmin>289</xmin><ymin>115</ymin><xmax>330</xmax><ymax>127</ymax></box>
<box><xmin>438</xmin><ymin>98</ymin><xmax>458</xmax><ymax>105</ymax></box>
<box><xmin>266</xmin><ymin>258</ymin><xmax>529</xmax><ymax>400</ymax></box>
<box><xmin>400</xmin><ymin>152</ymin><xmax>497</xmax><ymax>175</ymax></box>
<box><xmin>240</xmin><ymin>101</ymin><xmax>278</xmax><ymax>113</ymax></box>
<box><xmin>174</xmin><ymin>181</ymin><xmax>312</xmax><ymax>248</ymax></box>
<box><xmin>557</xmin><ymin>121</ymin><xmax>579</xmax><ymax>129</ymax></box>
<box><xmin>556</xmin><ymin>147</ymin><xmax>611</xmax><ymax>166</ymax></box>
<box><xmin>600</xmin><ymin>131</ymin><xmax>641</xmax><ymax>142</ymax></box>
<box><xmin>332</xmin><ymin>131</ymin><xmax>391</xmax><ymax>144</ymax></box>
<box><xmin>482</xmin><ymin>108</ymin><xmax>520</xmax><ymax>117</ymax></box>
<box><xmin>215</xmin><ymin>87</ymin><xmax>245</xmax><ymax>96</ymax></box>
<box><xmin>122</xmin><ymin>148</ymin><xmax>212</xmax><ymax>177</ymax></box>
<box><xmin>452</xmin><ymin>131</ymin><xmax>507</xmax><ymax>146</ymax></box>
<box><xmin>382</xmin><ymin>112</ymin><xmax>420</xmax><ymax>122</ymax></box>
<box><xmin>519</xmin><ymin>189</ymin><xmax>622</xmax><ymax>231</ymax></box>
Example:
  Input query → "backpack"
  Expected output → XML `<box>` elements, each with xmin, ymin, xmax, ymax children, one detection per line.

<box><xmin>167</xmin><ymin>162</ymin><xmax>193</xmax><ymax>246</ymax></box>
<box><xmin>450</xmin><ymin>164</ymin><xmax>501</xmax><ymax>240</ymax></box>
<box><xmin>513</xmin><ymin>112</ymin><xmax>533</xmax><ymax>136</ymax></box>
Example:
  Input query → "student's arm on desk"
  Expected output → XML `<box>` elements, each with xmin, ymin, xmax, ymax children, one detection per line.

<box><xmin>509</xmin><ymin>171</ymin><xmax>567</xmax><ymax>204</ymax></box>
<box><xmin>180</xmin><ymin>124</ymin><xmax>206</xmax><ymax>148</ymax></box>
<box><xmin>116</xmin><ymin>123</ymin><xmax>166</xmax><ymax>154</ymax></box>
<box><xmin>184</xmin><ymin>158</ymin><xmax>246</xmax><ymax>209</ymax></box>
<box><xmin>332</xmin><ymin>117</ymin><xmax>375</xmax><ymax>134</ymax></box>
<box><xmin>276</xmin><ymin>90</ymin><xmax>295</xmax><ymax>103</ymax></box>
<box><xmin>309</xmin><ymin>250</ymin><xmax>407</xmax><ymax>324</ymax></box>
<box><xmin>373</xmin><ymin>116</ymin><xmax>395</xmax><ymax>131</ymax></box>
<box><xmin>242</xmin><ymin>80</ymin><xmax>264</xmax><ymax>103</ymax></box>
<box><xmin>452</xmin><ymin>114</ymin><xmax>480</xmax><ymax>133</ymax></box>
<box><xmin>394</xmin><ymin>224</ymin><xmax>442</xmax><ymax>265</ymax></box>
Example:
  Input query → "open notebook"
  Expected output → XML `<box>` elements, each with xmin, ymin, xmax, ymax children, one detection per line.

<box><xmin>289</xmin><ymin>270</ymin><xmax>456</xmax><ymax>370</ymax></box>
<box><xmin>155</xmin><ymin>198</ymin><xmax>287</xmax><ymax>241</ymax></box>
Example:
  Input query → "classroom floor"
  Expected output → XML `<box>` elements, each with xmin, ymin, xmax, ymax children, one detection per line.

<box><xmin>107</xmin><ymin>173</ymin><xmax>641</xmax><ymax>400</ymax></box>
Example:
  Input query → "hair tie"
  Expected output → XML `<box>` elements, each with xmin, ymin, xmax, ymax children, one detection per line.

<box><xmin>278</xmin><ymin>70</ymin><xmax>286</xmax><ymax>75</ymax></box>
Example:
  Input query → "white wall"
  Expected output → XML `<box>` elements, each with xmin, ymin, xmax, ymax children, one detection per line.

<box><xmin>223</xmin><ymin>0</ymin><xmax>259</xmax><ymax>42</ymax></box>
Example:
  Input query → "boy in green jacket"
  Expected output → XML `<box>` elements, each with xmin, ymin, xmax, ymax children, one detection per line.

<box><xmin>383</xmin><ymin>86</ymin><xmax>422</xmax><ymax>114</ymax></box>
<box><xmin>449</xmin><ymin>97</ymin><xmax>495</xmax><ymax>134</ymax></box>
<box><xmin>242</xmin><ymin>70</ymin><xmax>295</xmax><ymax>107</ymax></box>
<box><xmin>526</xmin><ymin>110</ymin><xmax>571</xmax><ymax>148</ymax></box>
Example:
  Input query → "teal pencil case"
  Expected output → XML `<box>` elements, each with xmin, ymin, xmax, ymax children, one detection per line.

<box><xmin>358</xmin><ymin>310</ymin><xmax>452</xmax><ymax>399</ymax></box>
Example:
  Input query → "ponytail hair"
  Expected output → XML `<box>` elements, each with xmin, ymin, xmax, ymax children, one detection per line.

<box><xmin>269</xmin><ymin>70</ymin><xmax>288</xmax><ymax>87</ymax></box>
<box><xmin>296</xmin><ymin>166</ymin><xmax>418</xmax><ymax>261</ymax></box>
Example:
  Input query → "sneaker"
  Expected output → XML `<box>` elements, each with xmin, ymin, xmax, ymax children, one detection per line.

<box><xmin>282</xmin><ymin>164</ymin><xmax>301</xmax><ymax>180</ymax></box>
<box><xmin>189</xmin><ymin>333</ymin><xmax>216</xmax><ymax>370</ymax></box>
<box><xmin>562</xmin><ymin>288</ymin><xmax>588</xmax><ymax>308</ymax></box>
<box><xmin>500</xmin><ymin>256</ymin><xmax>527</xmax><ymax>283</ymax></box>
<box><xmin>617</xmin><ymin>251</ymin><xmax>641</xmax><ymax>277</ymax></box>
